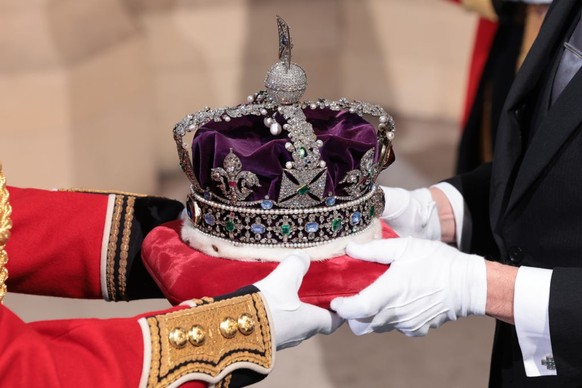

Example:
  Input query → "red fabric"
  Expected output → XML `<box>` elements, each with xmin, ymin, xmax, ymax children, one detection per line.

<box><xmin>5</xmin><ymin>186</ymin><xmax>105</xmax><ymax>299</ymax></box>
<box><xmin>445</xmin><ymin>0</ymin><xmax>499</xmax><ymax>128</ymax></box>
<box><xmin>0</xmin><ymin>304</ymin><xmax>207</xmax><ymax>387</ymax></box>
<box><xmin>461</xmin><ymin>18</ymin><xmax>498</xmax><ymax>127</ymax></box>
<box><xmin>142</xmin><ymin>220</ymin><xmax>397</xmax><ymax>309</ymax></box>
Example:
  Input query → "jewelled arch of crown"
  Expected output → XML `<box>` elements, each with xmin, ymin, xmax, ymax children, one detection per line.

<box><xmin>174</xmin><ymin>16</ymin><xmax>395</xmax><ymax>248</ymax></box>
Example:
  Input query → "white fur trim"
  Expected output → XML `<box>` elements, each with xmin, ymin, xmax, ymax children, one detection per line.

<box><xmin>180</xmin><ymin>218</ymin><xmax>383</xmax><ymax>262</ymax></box>
<box><xmin>100</xmin><ymin>194</ymin><xmax>116</xmax><ymax>301</ymax></box>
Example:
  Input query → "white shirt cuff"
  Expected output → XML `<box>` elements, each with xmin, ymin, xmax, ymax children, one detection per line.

<box><xmin>514</xmin><ymin>266</ymin><xmax>556</xmax><ymax>376</ymax></box>
<box><xmin>430</xmin><ymin>182</ymin><xmax>468</xmax><ymax>250</ymax></box>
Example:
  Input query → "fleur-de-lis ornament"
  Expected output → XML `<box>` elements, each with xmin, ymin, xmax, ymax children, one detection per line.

<box><xmin>340</xmin><ymin>148</ymin><xmax>379</xmax><ymax>198</ymax></box>
<box><xmin>211</xmin><ymin>149</ymin><xmax>260</xmax><ymax>203</ymax></box>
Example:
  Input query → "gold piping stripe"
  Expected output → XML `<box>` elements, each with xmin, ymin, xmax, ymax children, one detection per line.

<box><xmin>58</xmin><ymin>188</ymin><xmax>148</xmax><ymax>197</ymax></box>
<box><xmin>216</xmin><ymin>374</ymin><xmax>232</xmax><ymax>388</ymax></box>
<box><xmin>461</xmin><ymin>0</ymin><xmax>498</xmax><ymax>21</ymax></box>
<box><xmin>106</xmin><ymin>195</ymin><xmax>124</xmax><ymax>301</ymax></box>
<box><xmin>146</xmin><ymin>293</ymin><xmax>272</xmax><ymax>388</ymax></box>
<box><xmin>0</xmin><ymin>165</ymin><xmax>12</xmax><ymax>304</ymax></box>
<box><xmin>118</xmin><ymin>196</ymin><xmax>135</xmax><ymax>300</ymax></box>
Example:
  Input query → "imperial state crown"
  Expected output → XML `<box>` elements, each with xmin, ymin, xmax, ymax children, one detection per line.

<box><xmin>173</xmin><ymin>17</ymin><xmax>395</xmax><ymax>261</ymax></box>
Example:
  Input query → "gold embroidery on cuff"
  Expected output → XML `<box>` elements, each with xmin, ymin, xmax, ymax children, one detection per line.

<box><xmin>0</xmin><ymin>165</ymin><xmax>12</xmax><ymax>304</ymax></box>
<box><xmin>118</xmin><ymin>196</ymin><xmax>135</xmax><ymax>299</ymax></box>
<box><xmin>106</xmin><ymin>195</ymin><xmax>123</xmax><ymax>300</ymax></box>
<box><xmin>146</xmin><ymin>293</ymin><xmax>272</xmax><ymax>388</ymax></box>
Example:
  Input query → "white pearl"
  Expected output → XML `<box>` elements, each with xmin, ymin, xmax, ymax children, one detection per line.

<box><xmin>320</xmin><ymin>161</ymin><xmax>326</xmax><ymax>168</ymax></box>
<box><xmin>310</xmin><ymin>103</ymin><xmax>317</xmax><ymax>110</ymax></box>
<box><xmin>247</xmin><ymin>95</ymin><xmax>255</xmax><ymax>103</ymax></box>
<box><xmin>387</xmin><ymin>131</ymin><xmax>395</xmax><ymax>140</ymax></box>
<box><xmin>264</xmin><ymin>117</ymin><xmax>273</xmax><ymax>127</ymax></box>
<box><xmin>285</xmin><ymin>161</ymin><xmax>293</xmax><ymax>169</ymax></box>
<box><xmin>223</xmin><ymin>116</ymin><xmax>231</xmax><ymax>122</ymax></box>
<box><xmin>283</xmin><ymin>124</ymin><xmax>290</xmax><ymax>130</ymax></box>
<box><xmin>270</xmin><ymin>122</ymin><xmax>282</xmax><ymax>136</ymax></box>
<box><xmin>260</xmin><ymin>108</ymin><xmax>268</xmax><ymax>115</ymax></box>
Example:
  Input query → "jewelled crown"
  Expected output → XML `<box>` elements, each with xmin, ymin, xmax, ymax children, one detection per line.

<box><xmin>174</xmin><ymin>17</ymin><xmax>395</xmax><ymax>259</ymax></box>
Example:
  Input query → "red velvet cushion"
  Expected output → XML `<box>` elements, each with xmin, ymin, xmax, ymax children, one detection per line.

<box><xmin>142</xmin><ymin>220</ymin><xmax>397</xmax><ymax>309</ymax></box>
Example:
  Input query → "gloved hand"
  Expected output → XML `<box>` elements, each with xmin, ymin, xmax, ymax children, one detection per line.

<box><xmin>254</xmin><ymin>251</ymin><xmax>344</xmax><ymax>350</ymax></box>
<box><xmin>380</xmin><ymin>186</ymin><xmax>441</xmax><ymax>240</ymax></box>
<box><xmin>330</xmin><ymin>237</ymin><xmax>487</xmax><ymax>337</ymax></box>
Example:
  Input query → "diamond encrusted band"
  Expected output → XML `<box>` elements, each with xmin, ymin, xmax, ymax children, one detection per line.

<box><xmin>186</xmin><ymin>185</ymin><xmax>385</xmax><ymax>248</ymax></box>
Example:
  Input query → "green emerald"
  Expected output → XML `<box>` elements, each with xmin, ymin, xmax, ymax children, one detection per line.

<box><xmin>297</xmin><ymin>185</ymin><xmax>310</xmax><ymax>195</ymax></box>
<box><xmin>226</xmin><ymin>219</ymin><xmax>235</xmax><ymax>232</ymax></box>
<box><xmin>281</xmin><ymin>224</ymin><xmax>291</xmax><ymax>235</ymax></box>
<box><xmin>299</xmin><ymin>147</ymin><xmax>307</xmax><ymax>158</ymax></box>
<box><xmin>332</xmin><ymin>218</ymin><xmax>342</xmax><ymax>232</ymax></box>
<box><xmin>369</xmin><ymin>205</ymin><xmax>375</xmax><ymax>217</ymax></box>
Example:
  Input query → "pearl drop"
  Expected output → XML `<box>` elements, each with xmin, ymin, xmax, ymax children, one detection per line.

<box><xmin>264</xmin><ymin>117</ymin><xmax>273</xmax><ymax>127</ymax></box>
<box><xmin>270</xmin><ymin>122</ymin><xmax>282</xmax><ymax>136</ymax></box>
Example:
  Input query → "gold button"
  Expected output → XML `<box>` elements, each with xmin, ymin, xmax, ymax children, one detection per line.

<box><xmin>219</xmin><ymin>317</ymin><xmax>238</xmax><ymax>339</ymax></box>
<box><xmin>188</xmin><ymin>325</ymin><xmax>206</xmax><ymax>346</ymax></box>
<box><xmin>238</xmin><ymin>313</ymin><xmax>255</xmax><ymax>336</ymax></box>
<box><xmin>168</xmin><ymin>327</ymin><xmax>188</xmax><ymax>349</ymax></box>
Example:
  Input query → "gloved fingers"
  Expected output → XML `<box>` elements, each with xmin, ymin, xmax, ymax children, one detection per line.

<box><xmin>347</xmin><ymin>317</ymin><xmax>376</xmax><ymax>336</ymax></box>
<box><xmin>330</xmin><ymin>276</ymin><xmax>398</xmax><ymax>320</ymax></box>
<box><xmin>345</xmin><ymin>238</ymin><xmax>409</xmax><ymax>264</ymax></box>
<box><xmin>254</xmin><ymin>251</ymin><xmax>310</xmax><ymax>309</ymax></box>
<box><xmin>380</xmin><ymin>186</ymin><xmax>411</xmax><ymax>219</ymax></box>
<box><xmin>299</xmin><ymin>304</ymin><xmax>345</xmax><ymax>335</ymax></box>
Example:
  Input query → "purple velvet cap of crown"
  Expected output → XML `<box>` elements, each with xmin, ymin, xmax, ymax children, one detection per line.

<box><xmin>191</xmin><ymin>107</ymin><xmax>378</xmax><ymax>202</ymax></box>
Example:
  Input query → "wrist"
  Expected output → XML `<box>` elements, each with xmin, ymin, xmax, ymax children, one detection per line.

<box><xmin>485</xmin><ymin>260</ymin><xmax>518</xmax><ymax>324</ymax></box>
<box><xmin>429</xmin><ymin>187</ymin><xmax>456</xmax><ymax>243</ymax></box>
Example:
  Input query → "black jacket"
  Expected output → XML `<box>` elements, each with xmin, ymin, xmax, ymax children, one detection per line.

<box><xmin>449</xmin><ymin>0</ymin><xmax>582</xmax><ymax>385</ymax></box>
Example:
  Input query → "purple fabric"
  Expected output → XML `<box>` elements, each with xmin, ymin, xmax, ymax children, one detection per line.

<box><xmin>191</xmin><ymin>108</ymin><xmax>378</xmax><ymax>201</ymax></box>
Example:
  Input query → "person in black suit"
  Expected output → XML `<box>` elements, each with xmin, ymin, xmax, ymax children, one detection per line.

<box><xmin>331</xmin><ymin>0</ymin><xmax>582</xmax><ymax>386</ymax></box>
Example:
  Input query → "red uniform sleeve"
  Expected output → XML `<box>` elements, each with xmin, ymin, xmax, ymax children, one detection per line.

<box><xmin>0</xmin><ymin>286</ymin><xmax>274</xmax><ymax>387</ymax></box>
<box><xmin>5</xmin><ymin>186</ymin><xmax>183</xmax><ymax>301</ymax></box>
<box><xmin>6</xmin><ymin>187</ymin><xmax>107</xmax><ymax>299</ymax></box>
<box><xmin>0</xmin><ymin>304</ymin><xmax>207</xmax><ymax>387</ymax></box>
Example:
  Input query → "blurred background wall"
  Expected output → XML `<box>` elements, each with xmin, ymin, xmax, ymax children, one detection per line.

<box><xmin>1</xmin><ymin>0</ymin><xmax>496</xmax><ymax>387</ymax></box>
<box><xmin>0</xmin><ymin>0</ymin><xmax>474</xmax><ymax>190</ymax></box>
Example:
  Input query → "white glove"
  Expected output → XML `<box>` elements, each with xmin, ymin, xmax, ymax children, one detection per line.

<box><xmin>380</xmin><ymin>186</ymin><xmax>441</xmax><ymax>240</ymax></box>
<box><xmin>330</xmin><ymin>238</ymin><xmax>487</xmax><ymax>337</ymax></box>
<box><xmin>254</xmin><ymin>251</ymin><xmax>344</xmax><ymax>350</ymax></box>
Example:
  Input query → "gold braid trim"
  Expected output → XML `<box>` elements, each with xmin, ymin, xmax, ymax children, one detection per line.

<box><xmin>145</xmin><ymin>293</ymin><xmax>273</xmax><ymax>388</ymax></box>
<box><xmin>461</xmin><ymin>0</ymin><xmax>498</xmax><ymax>21</ymax></box>
<box><xmin>0</xmin><ymin>164</ymin><xmax>13</xmax><ymax>304</ymax></box>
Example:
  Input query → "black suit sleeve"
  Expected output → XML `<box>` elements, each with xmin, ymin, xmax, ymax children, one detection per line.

<box><xmin>548</xmin><ymin>268</ymin><xmax>582</xmax><ymax>384</ymax></box>
<box><xmin>444</xmin><ymin>163</ymin><xmax>499</xmax><ymax>259</ymax></box>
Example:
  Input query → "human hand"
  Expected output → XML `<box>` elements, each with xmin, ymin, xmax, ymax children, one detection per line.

<box><xmin>380</xmin><ymin>186</ymin><xmax>441</xmax><ymax>240</ymax></box>
<box><xmin>254</xmin><ymin>251</ymin><xmax>344</xmax><ymax>350</ymax></box>
<box><xmin>330</xmin><ymin>238</ymin><xmax>486</xmax><ymax>337</ymax></box>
